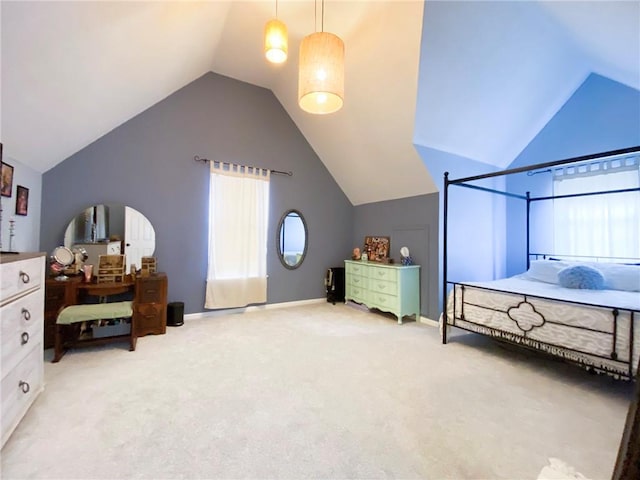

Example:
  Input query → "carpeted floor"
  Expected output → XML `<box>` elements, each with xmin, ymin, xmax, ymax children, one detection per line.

<box><xmin>1</xmin><ymin>302</ymin><xmax>633</xmax><ymax>479</ymax></box>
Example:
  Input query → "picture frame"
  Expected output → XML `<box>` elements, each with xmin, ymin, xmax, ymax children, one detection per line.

<box><xmin>363</xmin><ymin>236</ymin><xmax>390</xmax><ymax>262</ymax></box>
<box><xmin>1</xmin><ymin>157</ymin><xmax>14</xmax><ymax>198</ymax></box>
<box><xmin>15</xmin><ymin>185</ymin><xmax>29</xmax><ymax>216</ymax></box>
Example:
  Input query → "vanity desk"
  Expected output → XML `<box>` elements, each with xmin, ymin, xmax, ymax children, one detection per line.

<box><xmin>44</xmin><ymin>273</ymin><xmax>168</xmax><ymax>350</ymax></box>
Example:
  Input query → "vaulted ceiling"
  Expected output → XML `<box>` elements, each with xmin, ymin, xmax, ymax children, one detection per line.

<box><xmin>1</xmin><ymin>1</ymin><xmax>638</xmax><ymax>205</ymax></box>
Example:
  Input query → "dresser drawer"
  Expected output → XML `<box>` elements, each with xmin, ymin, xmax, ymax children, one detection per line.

<box><xmin>347</xmin><ymin>285</ymin><xmax>367</xmax><ymax>304</ymax></box>
<box><xmin>369</xmin><ymin>278</ymin><xmax>397</xmax><ymax>296</ymax></box>
<box><xmin>45</xmin><ymin>282</ymin><xmax>67</xmax><ymax>312</ymax></box>
<box><xmin>1</xmin><ymin>290</ymin><xmax>44</xmax><ymax>379</ymax></box>
<box><xmin>348</xmin><ymin>273</ymin><xmax>368</xmax><ymax>289</ymax></box>
<box><xmin>136</xmin><ymin>276</ymin><xmax>166</xmax><ymax>303</ymax></box>
<box><xmin>369</xmin><ymin>292</ymin><xmax>399</xmax><ymax>311</ymax></box>
<box><xmin>1</xmin><ymin>342</ymin><xmax>44</xmax><ymax>446</ymax></box>
<box><xmin>135</xmin><ymin>303</ymin><xmax>166</xmax><ymax>336</ymax></box>
<box><xmin>345</xmin><ymin>262</ymin><xmax>367</xmax><ymax>276</ymax></box>
<box><xmin>369</xmin><ymin>266</ymin><xmax>397</xmax><ymax>282</ymax></box>
<box><xmin>0</xmin><ymin>256</ymin><xmax>44</xmax><ymax>306</ymax></box>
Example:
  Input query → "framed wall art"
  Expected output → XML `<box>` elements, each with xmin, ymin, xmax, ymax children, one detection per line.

<box><xmin>15</xmin><ymin>185</ymin><xmax>29</xmax><ymax>216</ymax></box>
<box><xmin>1</xmin><ymin>155</ymin><xmax>14</xmax><ymax>198</ymax></box>
<box><xmin>363</xmin><ymin>236</ymin><xmax>390</xmax><ymax>262</ymax></box>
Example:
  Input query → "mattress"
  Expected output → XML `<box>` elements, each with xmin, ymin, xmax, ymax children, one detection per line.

<box><xmin>444</xmin><ymin>275</ymin><xmax>640</xmax><ymax>377</ymax></box>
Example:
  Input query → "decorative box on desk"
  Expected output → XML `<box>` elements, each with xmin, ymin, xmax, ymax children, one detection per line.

<box><xmin>97</xmin><ymin>254</ymin><xmax>126</xmax><ymax>283</ymax></box>
<box><xmin>344</xmin><ymin>259</ymin><xmax>420</xmax><ymax>324</ymax></box>
<box><xmin>140</xmin><ymin>256</ymin><xmax>157</xmax><ymax>275</ymax></box>
<box><xmin>134</xmin><ymin>273</ymin><xmax>168</xmax><ymax>337</ymax></box>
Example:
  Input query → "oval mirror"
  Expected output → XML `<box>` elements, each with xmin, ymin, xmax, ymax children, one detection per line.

<box><xmin>63</xmin><ymin>204</ymin><xmax>155</xmax><ymax>272</ymax></box>
<box><xmin>277</xmin><ymin>209</ymin><xmax>308</xmax><ymax>269</ymax></box>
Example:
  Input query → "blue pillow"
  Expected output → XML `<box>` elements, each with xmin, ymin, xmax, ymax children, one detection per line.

<box><xmin>558</xmin><ymin>265</ymin><xmax>605</xmax><ymax>290</ymax></box>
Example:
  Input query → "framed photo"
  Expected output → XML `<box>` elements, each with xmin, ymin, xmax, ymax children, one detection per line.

<box><xmin>1</xmin><ymin>161</ymin><xmax>14</xmax><ymax>198</ymax></box>
<box><xmin>15</xmin><ymin>185</ymin><xmax>29</xmax><ymax>216</ymax></box>
<box><xmin>363</xmin><ymin>236</ymin><xmax>390</xmax><ymax>262</ymax></box>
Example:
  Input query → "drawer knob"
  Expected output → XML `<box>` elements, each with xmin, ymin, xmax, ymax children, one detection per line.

<box><xmin>19</xmin><ymin>381</ymin><xmax>30</xmax><ymax>394</ymax></box>
<box><xmin>22</xmin><ymin>308</ymin><xmax>31</xmax><ymax>321</ymax></box>
<box><xmin>21</xmin><ymin>332</ymin><xmax>30</xmax><ymax>345</ymax></box>
<box><xmin>19</xmin><ymin>271</ymin><xmax>31</xmax><ymax>284</ymax></box>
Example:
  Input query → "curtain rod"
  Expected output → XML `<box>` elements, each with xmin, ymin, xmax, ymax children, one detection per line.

<box><xmin>194</xmin><ymin>156</ymin><xmax>292</xmax><ymax>177</ymax></box>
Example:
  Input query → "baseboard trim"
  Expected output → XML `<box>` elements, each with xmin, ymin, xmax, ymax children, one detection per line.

<box><xmin>419</xmin><ymin>316</ymin><xmax>439</xmax><ymax>327</ymax></box>
<box><xmin>185</xmin><ymin>298</ymin><xmax>327</xmax><ymax>321</ymax></box>
<box><xmin>185</xmin><ymin>299</ymin><xmax>439</xmax><ymax>327</ymax></box>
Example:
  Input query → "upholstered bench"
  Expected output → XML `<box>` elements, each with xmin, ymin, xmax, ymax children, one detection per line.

<box><xmin>53</xmin><ymin>301</ymin><xmax>136</xmax><ymax>362</ymax></box>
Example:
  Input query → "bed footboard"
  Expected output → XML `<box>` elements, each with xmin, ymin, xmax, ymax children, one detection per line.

<box><xmin>443</xmin><ymin>282</ymin><xmax>638</xmax><ymax>380</ymax></box>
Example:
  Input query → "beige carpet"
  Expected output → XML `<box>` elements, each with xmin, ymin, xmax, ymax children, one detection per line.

<box><xmin>1</xmin><ymin>302</ymin><xmax>632</xmax><ymax>479</ymax></box>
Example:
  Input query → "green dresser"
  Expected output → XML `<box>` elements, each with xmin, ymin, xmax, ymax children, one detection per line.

<box><xmin>344</xmin><ymin>260</ymin><xmax>420</xmax><ymax>324</ymax></box>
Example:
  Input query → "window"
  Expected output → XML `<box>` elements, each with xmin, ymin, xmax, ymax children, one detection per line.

<box><xmin>553</xmin><ymin>157</ymin><xmax>640</xmax><ymax>260</ymax></box>
<box><xmin>205</xmin><ymin>163</ymin><xmax>270</xmax><ymax>309</ymax></box>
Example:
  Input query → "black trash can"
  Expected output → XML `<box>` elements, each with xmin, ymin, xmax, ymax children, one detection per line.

<box><xmin>167</xmin><ymin>302</ymin><xmax>184</xmax><ymax>327</ymax></box>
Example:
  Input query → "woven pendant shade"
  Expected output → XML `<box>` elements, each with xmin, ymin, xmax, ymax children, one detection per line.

<box><xmin>298</xmin><ymin>32</ymin><xmax>344</xmax><ymax>114</ymax></box>
<box><xmin>264</xmin><ymin>18</ymin><xmax>288</xmax><ymax>64</ymax></box>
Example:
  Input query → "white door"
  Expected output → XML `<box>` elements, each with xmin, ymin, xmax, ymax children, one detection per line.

<box><xmin>124</xmin><ymin>206</ymin><xmax>156</xmax><ymax>272</ymax></box>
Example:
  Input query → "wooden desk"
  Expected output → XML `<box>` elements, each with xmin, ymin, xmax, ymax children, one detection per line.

<box><xmin>44</xmin><ymin>273</ymin><xmax>167</xmax><ymax>349</ymax></box>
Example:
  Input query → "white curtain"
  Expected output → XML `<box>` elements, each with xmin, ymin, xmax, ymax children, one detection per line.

<box><xmin>205</xmin><ymin>162</ymin><xmax>270</xmax><ymax>309</ymax></box>
<box><xmin>553</xmin><ymin>163</ymin><xmax>640</xmax><ymax>259</ymax></box>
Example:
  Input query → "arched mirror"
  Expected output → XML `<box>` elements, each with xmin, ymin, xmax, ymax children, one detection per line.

<box><xmin>63</xmin><ymin>204</ymin><xmax>155</xmax><ymax>272</ymax></box>
<box><xmin>277</xmin><ymin>209</ymin><xmax>308</xmax><ymax>269</ymax></box>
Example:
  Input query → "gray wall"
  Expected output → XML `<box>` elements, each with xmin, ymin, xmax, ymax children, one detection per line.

<box><xmin>41</xmin><ymin>72</ymin><xmax>353</xmax><ymax>314</ymax></box>
<box><xmin>352</xmin><ymin>194</ymin><xmax>440</xmax><ymax>321</ymax></box>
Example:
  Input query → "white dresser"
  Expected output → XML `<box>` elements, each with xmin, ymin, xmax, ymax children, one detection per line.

<box><xmin>345</xmin><ymin>260</ymin><xmax>420</xmax><ymax>324</ymax></box>
<box><xmin>1</xmin><ymin>252</ymin><xmax>45</xmax><ymax>448</ymax></box>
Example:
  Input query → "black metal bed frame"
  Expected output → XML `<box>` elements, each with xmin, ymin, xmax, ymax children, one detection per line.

<box><xmin>441</xmin><ymin>146</ymin><xmax>640</xmax><ymax>379</ymax></box>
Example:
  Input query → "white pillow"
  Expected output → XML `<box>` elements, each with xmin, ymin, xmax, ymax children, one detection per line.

<box><xmin>583</xmin><ymin>262</ymin><xmax>640</xmax><ymax>292</ymax></box>
<box><xmin>525</xmin><ymin>260</ymin><xmax>569</xmax><ymax>284</ymax></box>
<box><xmin>524</xmin><ymin>259</ymin><xmax>640</xmax><ymax>291</ymax></box>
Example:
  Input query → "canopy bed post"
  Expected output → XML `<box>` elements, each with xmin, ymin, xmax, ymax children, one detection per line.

<box><xmin>526</xmin><ymin>191</ymin><xmax>531</xmax><ymax>269</ymax></box>
<box><xmin>442</xmin><ymin>171</ymin><xmax>450</xmax><ymax>344</ymax></box>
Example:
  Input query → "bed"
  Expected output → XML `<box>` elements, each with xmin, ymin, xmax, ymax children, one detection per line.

<box><xmin>440</xmin><ymin>146</ymin><xmax>640</xmax><ymax>380</ymax></box>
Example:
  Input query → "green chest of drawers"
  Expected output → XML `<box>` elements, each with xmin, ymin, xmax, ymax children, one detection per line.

<box><xmin>344</xmin><ymin>260</ymin><xmax>420</xmax><ymax>324</ymax></box>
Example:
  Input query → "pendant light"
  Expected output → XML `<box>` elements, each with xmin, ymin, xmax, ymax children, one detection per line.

<box><xmin>264</xmin><ymin>0</ymin><xmax>288</xmax><ymax>64</ymax></box>
<box><xmin>298</xmin><ymin>0</ymin><xmax>344</xmax><ymax>114</ymax></box>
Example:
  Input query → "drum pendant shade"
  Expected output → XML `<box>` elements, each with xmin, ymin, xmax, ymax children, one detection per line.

<box><xmin>264</xmin><ymin>18</ymin><xmax>288</xmax><ymax>64</ymax></box>
<box><xmin>298</xmin><ymin>32</ymin><xmax>344</xmax><ymax>114</ymax></box>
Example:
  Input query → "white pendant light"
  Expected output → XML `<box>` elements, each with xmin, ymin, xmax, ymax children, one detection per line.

<box><xmin>264</xmin><ymin>1</ymin><xmax>288</xmax><ymax>64</ymax></box>
<box><xmin>298</xmin><ymin>0</ymin><xmax>344</xmax><ymax>114</ymax></box>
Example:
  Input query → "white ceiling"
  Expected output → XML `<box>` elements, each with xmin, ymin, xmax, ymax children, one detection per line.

<box><xmin>1</xmin><ymin>1</ymin><xmax>639</xmax><ymax>205</ymax></box>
